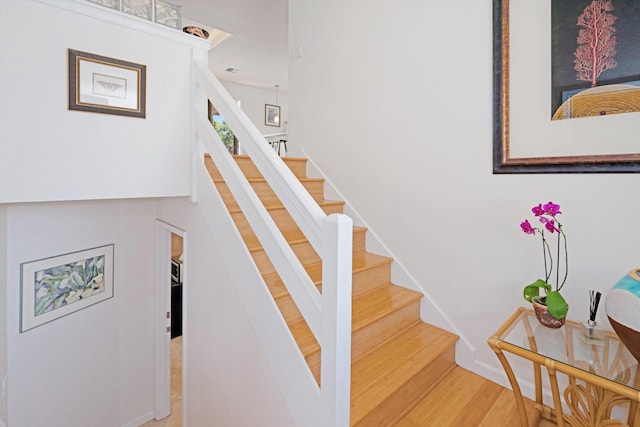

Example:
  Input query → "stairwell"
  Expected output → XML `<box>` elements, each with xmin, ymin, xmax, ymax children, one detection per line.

<box><xmin>205</xmin><ymin>153</ymin><xmax>460</xmax><ymax>426</ymax></box>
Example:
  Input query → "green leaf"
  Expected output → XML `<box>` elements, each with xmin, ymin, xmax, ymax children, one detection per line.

<box><xmin>546</xmin><ymin>290</ymin><xmax>568</xmax><ymax>319</ymax></box>
<box><xmin>523</xmin><ymin>279</ymin><xmax>551</xmax><ymax>302</ymax></box>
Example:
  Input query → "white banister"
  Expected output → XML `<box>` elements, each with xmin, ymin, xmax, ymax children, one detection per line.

<box><xmin>321</xmin><ymin>214</ymin><xmax>353</xmax><ymax>427</ymax></box>
<box><xmin>193</xmin><ymin>60</ymin><xmax>352</xmax><ymax>427</ymax></box>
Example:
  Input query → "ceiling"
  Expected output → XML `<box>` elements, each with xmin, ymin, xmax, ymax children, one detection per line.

<box><xmin>175</xmin><ymin>0</ymin><xmax>289</xmax><ymax>91</ymax></box>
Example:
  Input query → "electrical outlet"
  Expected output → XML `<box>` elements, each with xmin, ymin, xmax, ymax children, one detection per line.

<box><xmin>290</xmin><ymin>43</ymin><xmax>303</xmax><ymax>60</ymax></box>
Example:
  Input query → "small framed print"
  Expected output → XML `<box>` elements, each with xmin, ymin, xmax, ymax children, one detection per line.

<box><xmin>68</xmin><ymin>49</ymin><xmax>146</xmax><ymax>118</ymax></box>
<box><xmin>20</xmin><ymin>244</ymin><xmax>114</xmax><ymax>332</ymax></box>
<box><xmin>265</xmin><ymin>104</ymin><xmax>281</xmax><ymax>127</ymax></box>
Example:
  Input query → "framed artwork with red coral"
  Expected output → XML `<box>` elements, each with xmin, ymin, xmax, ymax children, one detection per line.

<box><xmin>493</xmin><ymin>0</ymin><xmax>640</xmax><ymax>173</ymax></box>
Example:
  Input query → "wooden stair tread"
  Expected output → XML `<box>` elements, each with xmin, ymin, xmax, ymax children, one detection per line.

<box><xmin>242</xmin><ymin>225</ymin><xmax>367</xmax><ymax>252</ymax></box>
<box><xmin>352</xmin><ymin>286</ymin><xmax>422</xmax><ymax>332</ymax></box>
<box><xmin>262</xmin><ymin>252</ymin><xmax>393</xmax><ymax>299</ymax></box>
<box><xmin>288</xmin><ymin>285</ymin><xmax>424</xmax><ymax>358</ymax></box>
<box><xmin>211</xmin><ymin>175</ymin><xmax>324</xmax><ymax>184</ymax></box>
<box><xmin>231</xmin><ymin>153</ymin><xmax>308</xmax><ymax>162</ymax></box>
<box><xmin>226</xmin><ymin>199</ymin><xmax>345</xmax><ymax>215</ymax></box>
<box><xmin>350</xmin><ymin>322</ymin><xmax>459</xmax><ymax>425</ymax></box>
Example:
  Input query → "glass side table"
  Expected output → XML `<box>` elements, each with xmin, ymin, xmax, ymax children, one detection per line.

<box><xmin>488</xmin><ymin>308</ymin><xmax>640</xmax><ymax>427</ymax></box>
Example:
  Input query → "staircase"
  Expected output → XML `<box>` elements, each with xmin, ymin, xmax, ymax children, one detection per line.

<box><xmin>205</xmin><ymin>153</ymin><xmax>460</xmax><ymax>426</ymax></box>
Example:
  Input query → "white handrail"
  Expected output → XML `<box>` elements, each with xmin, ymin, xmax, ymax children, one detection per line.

<box><xmin>194</xmin><ymin>62</ymin><xmax>327</xmax><ymax>253</ymax></box>
<box><xmin>193</xmin><ymin>60</ymin><xmax>352</xmax><ymax>427</ymax></box>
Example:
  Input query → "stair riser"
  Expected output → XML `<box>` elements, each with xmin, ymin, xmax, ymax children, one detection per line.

<box><xmin>351</xmin><ymin>304</ymin><xmax>420</xmax><ymax>361</ymax></box>
<box><xmin>276</xmin><ymin>283</ymin><xmax>419</xmax><ymax>331</ymax></box>
<box><xmin>205</xmin><ymin>155</ymin><xmax>308</xmax><ymax>180</ymax></box>
<box><xmin>351</xmin><ymin>262</ymin><xmax>391</xmax><ymax>297</ymax></box>
<box><xmin>215</xmin><ymin>180</ymin><xmax>325</xmax><ymax>209</ymax></box>
<box><xmin>230</xmin><ymin>203</ymin><xmax>344</xmax><ymax>237</ymax></box>
<box><xmin>352</xmin><ymin>345</ymin><xmax>457</xmax><ymax>427</ymax></box>
<box><xmin>251</xmin><ymin>231</ymin><xmax>367</xmax><ymax>276</ymax></box>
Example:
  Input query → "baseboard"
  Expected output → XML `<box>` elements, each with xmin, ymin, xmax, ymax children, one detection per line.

<box><xmin>461</xmin><ymin>357</ymin><xmax>557</xmax><ymax>406</ymax></box>
<box><xmin>121</xmin><ymin>411</ymin><xmax>155</xmax><ymax>427</ymax></box>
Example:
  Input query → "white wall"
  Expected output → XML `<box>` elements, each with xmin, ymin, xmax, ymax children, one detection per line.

<box><xmin>289</xmin><ymin>0</ymin><xmax>640</xmax><ymax>389</ymax></box>
<box><xmin>221</xmin><ymin>80</ymin><xmax>289</xmax><ymax>136</ymax></box>
<box><xmin>0</xmin><ymin>206</ymin><xmax>6</xmax><ymax>427</ymax></box>
<box><xmin>5</xmin><ymin>200</ymin><xmax>158</xmax><ymax>427</ymax></box>
<box><xmin>157</xmin><ymin>197</ymin><xmax>295</xmax><ymax>426</ymax></box>
<box><xmin>0</xmin><ymin>0</ymin><xmax>200</xmax><ymax>204</ymax></box>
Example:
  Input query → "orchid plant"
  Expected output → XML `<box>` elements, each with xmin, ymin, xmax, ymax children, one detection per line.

<box><xmin>520</xmin><ymin>201</ymin><xmax>569</xmax><ymax>319</ymax></box>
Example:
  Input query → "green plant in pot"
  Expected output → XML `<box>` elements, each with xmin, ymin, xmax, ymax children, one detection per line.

<box><xmin>520</xmin><ymin>201</ymin><xmax>569</xmax><ymax>328</ymax></box>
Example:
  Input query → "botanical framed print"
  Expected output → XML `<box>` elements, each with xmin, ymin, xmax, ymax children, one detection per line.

<box><xmin>20</xmin><ymin>244</ymin><xmax>114</xmax><ymax>332</ymax></box>
<box><xmin>493</xmin><ymin>0</ymin><xmax>640</xmax><ymax>173</ymax></box>
<box><xmin>68</xmin><ymin>49</ymin><xmax>146</xmax><ymax>118</ymax></box>
<box><xmin>265</xmin><ymin>104</ymin><xmax>281</xmax><ymax>127</ymax></box>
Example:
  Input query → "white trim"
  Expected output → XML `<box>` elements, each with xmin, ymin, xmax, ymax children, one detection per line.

<box><xmin>299</xmin><ymin>150</ymin><xmax>479</xmax><ymax>357</ymax></box>
<box><xmin>34</xmin><ymin>0</ymin><xmax>212</xmax><ymax>49</ymax></box>
<box><xmin>154</xmin><ymin>220</ymin><xmax>186</xmax><ymax>424</ymax></box>
<box><xmin>120</xmin><ymin>410</ymin><xmax>154</xmax><ymax>427</ymax></box>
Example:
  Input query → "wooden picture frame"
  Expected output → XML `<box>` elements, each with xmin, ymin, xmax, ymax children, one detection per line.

<box><xmin>493</xmin><ymin>0</ymin><xmax>640</xmax><ymax>173</ymax></box>
<box><xmin>68</xmin><ymin>49</ymin><xmax>146</xmax><ymax>118</ymax></box>
<box><xmin>265</xmin><ymin>104</ymin><xmax>281</xmax><ymax>127</ymax></box>
<box><xmin>20</xmin><ymin>244</ymin><xmax>115</xmax><ymax>332</ymax></box>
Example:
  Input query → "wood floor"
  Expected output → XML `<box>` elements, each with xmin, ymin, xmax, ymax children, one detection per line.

<box><xmin>394</xmin><ymin>366</ymin><xmax>554</xmax><ymax>427</ymax></box>
<box><xmin>139</xmin><ymin>336</ymin><xmax>555</xmax><ymax>426</ymax></box>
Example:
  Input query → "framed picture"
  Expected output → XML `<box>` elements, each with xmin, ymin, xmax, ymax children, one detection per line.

<box><xmin>265</xmin><ymin>104</ymin><xmax>281</xmax><ymax>127</ymax></box>
<box><xmin>68</xmin><ymin>49</ymin><xmax>146</xmax><ymax>118</ymax></box>
<box><xmin>493</xmin><ymin>0</ymin><xmax>640</xmax><ymax>173</ymax></box>
<box><xmin>20</xmin><ymin>244</ymin><xmax>114</xmax><ymax>332</ymax></box>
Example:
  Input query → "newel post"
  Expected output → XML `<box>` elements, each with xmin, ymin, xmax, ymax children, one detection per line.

<box><xmin>321</xmin><ymin>213</ymin><xmax>353</xmax><ymax>427</ymax></box>
<box><xmin>190</xmin><ymin>53</ymin><xmax>208</xmax><ymax>203</ymax></box>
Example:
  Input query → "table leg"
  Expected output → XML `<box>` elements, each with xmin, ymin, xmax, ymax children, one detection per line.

<box><xmin>545</xmin><ymin>359</ymin><xmax>566</xmax><ymax>427</ymax></box>
<box><xmin>489</xmin><ymin>337</ymin><xmax>530</xmax><ymax>427</ymax></box>
<box><xmin>629</xmin><ymin>367</ymin><xmax>640</xmax><ymax>427</ymax></box>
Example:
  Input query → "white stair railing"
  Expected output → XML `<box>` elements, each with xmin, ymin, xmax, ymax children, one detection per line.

<box><xmin>193</xmin><ymin>61</ymin><xmax>353</xmax><ymax>427</ymax></box>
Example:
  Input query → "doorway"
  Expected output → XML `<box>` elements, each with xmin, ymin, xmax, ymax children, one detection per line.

<box><xmin>154</xmin><ymin>220</ymin><xmax>186</xmax><ymax>426</ymax></box>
